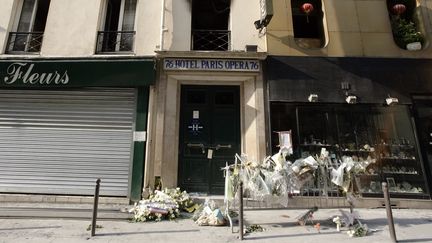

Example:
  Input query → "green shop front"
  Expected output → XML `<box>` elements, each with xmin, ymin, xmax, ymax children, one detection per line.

<box><xmin>0</xmin><ymin>59</ymin><xmax>154</xmax><ymax>201</ymax></box>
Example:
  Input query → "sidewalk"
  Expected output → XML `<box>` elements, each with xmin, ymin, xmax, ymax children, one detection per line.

<box><xmin>0</xmin><ymin>208</ymin><xmax>432</xmax><ymax>243</ymax></box>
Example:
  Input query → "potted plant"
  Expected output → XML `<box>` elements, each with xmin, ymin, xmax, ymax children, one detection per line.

<box><xmin>392</xmin><ymin>18</ymin><xmax>424</xmax><ymax>50</ymax></box>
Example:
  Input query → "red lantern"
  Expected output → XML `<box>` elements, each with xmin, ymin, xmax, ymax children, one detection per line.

<box><xmin>392</xmin><ymin>4</ymin><xmax>406</xmax><ymax>16</ymax></box>
<box><xmin>301</xmin><ymin>3</ymin><xmax>314</xmax><ymax>23</ymax></box>
<box><xmin>301</xmin><ymin>3</ymin><xmax>314</xmax><ymax>15</ymax></box>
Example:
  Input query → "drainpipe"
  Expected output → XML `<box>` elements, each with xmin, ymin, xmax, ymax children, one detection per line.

<box><xmin>160</xmin><ymin>0</ymin><xmax>167</xmax><ymax>51</ymax></box>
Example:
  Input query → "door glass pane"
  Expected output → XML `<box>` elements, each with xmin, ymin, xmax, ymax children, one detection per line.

<box><xmin>104</xmin><ymin>0</ymin><xmax>121</xmax><ymax>31</ymax></box>
<box><xmin>119</xmin><ymin>0</ymin><xmax>136</xmax><ymax>51</ymax></box>
<box><xmin>122</xmin><ymin>0</ymin><xmax>136</xmax><ymax>31</ymax></box>
<box><xmin>215</xmin><ymin>92</ymin><xmax>234</xmax><ymax>105</ymax></box>
<box><xmin>32</xmin><ymin>0</ymin><xmax>50</xmax><ymax>32</ymax></box>
<box><xmin>187</xmin><ymin>91</ymin><xmax>206</xmax><ymax>104</ymax></box>
<box><xmin>17</xmin><ymin>0</ymin><xmax>36</xmax><ymax>32</ymax></box>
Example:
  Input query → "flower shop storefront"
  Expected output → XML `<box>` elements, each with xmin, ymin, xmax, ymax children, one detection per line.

<box><xmin>0</xmin><ymin>59</ymin><xmax>154</xmax><ymax>201</ymax></box>
<box><xmin>267</xmin><ymin>56</ymin><xmax>432</xmax><ymax>205</ymax></box>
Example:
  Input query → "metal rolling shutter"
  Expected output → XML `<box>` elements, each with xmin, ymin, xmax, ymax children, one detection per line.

<box><xmin>0</xmin><ymin>88</ymin><xmax>136</xmax><ymax>196</ymax></box>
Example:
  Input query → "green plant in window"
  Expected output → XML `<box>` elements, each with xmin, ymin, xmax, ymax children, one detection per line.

<box><xmin>392</xmin><ymin>18</ymin><xmax>424</xmax><ymax>48</ymax></box>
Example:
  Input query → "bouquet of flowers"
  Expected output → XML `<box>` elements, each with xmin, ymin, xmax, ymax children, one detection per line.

<box><xmin>129</xmin><ymin>188</ymin><xmax>197</xmax><ymax>222</ymax></box>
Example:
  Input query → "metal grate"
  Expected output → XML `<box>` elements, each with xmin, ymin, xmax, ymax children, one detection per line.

<box><xmin>96</xmin><ymin>31</ymin><xmax>135</xmax><ymax>53</ymax></box>
<box><xmin>0</xmin><ymin>88</ymin><xmax>137</xmax><ymax>196</ymax></box>
<box><xmin>243</xmin><ymin>176</ymin><xmax>350</xmax><ymax>209</ymax></box>
<box><xmin>192</xmin><ymin>30</ymin><xmax>230</xmax><ymax>51</ymax></box>
<box><xmin>6</xmin><ymin>32</ymin><xmax>44</xmax><ymax>54</ymax></box>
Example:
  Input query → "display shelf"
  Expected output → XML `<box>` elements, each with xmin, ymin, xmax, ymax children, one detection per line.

<box><xmin>340</xmin><ymin>149</ymin><xmax>374</xmax><ymax>153</ymax></box>
<box><xmin>296</xmin><ymin>135</ymin><xmax>428</xmax><ymax>198</ymax></box>
<box><xmin>380</xmin><ymin>157</ymin><xmax>416</xmax><ymax>161</ymax></box>
<box><xmin>357</xmin><ymin>173</ymin><xmax>423</xmax><ymax>180</ymax></box>
<box><xmin>360</xmin><ymin>192</ymin><xmax>430</xmax><ymax>199</ymax></box>
<box><xmin>300</xmin><ymin>144</ymin><xmax>333</xmax><ymax>147</ymax></box>
<box><xmin>376</xmin><ymin>144</ymin><xmax>415</xmax><ymax>149</ymax></box>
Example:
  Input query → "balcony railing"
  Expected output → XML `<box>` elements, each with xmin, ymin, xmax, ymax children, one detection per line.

<box><xmin>191</xmin><ymin>30</ymin><xmax>231</xmax><ymax>51</ymax></box>
<box><xmin>6</xmin><ymin>32</ymin><xmax>44</xmax><ymax>54</ymax></box>
<box><xmin>96</xmin><ymin>31</ymin><xmax>135</xmax><ymax>53</ymax></box>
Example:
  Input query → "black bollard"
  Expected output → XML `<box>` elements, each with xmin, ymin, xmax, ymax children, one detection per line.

<box><xmin>91</xmin><ymin>178</ymin><xmax>101</xmax><ymax>237</ymax></box>
<box><xmin>382</xmin><ymin>182</ymin><xmax>397</xmax><ymax>243</ymax></box>
<box><xmin>239</xmin><ymin>181</ymin><xmax>244</xmax><ymax>240</ymax></box>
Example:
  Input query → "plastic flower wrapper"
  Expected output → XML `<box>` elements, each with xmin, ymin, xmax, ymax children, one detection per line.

<box><xmin>194</xmin><ymin>199</ymin><xmax>226</xmax><ymax>226</ymax></box>
<box><xmin>333</xmin><ymin>216</ymin><xmax>342</xmax><ymax>231</ymax></box>
<box><xmin>315</xmin><ymin>149</ymin><xmax>332</xmax><ymax>196</ymax></box>
<box><xmin>331</xmin><ymin>163</ymin><xmax>346</xmax><ymax>187</ymax></box>
<box><xmin>288</xmin><ymin>156</ymin><xmax>318</xmax><ymax>189</ymax></box>
<box><xmin>129</xmin><ymin>188</ymin><xmax>195</xmax><ymax>222</ymax></box>
<box><xmin>347</xmin><ymin>221</ymin><xmax>368</xmax><ymax>237</ymax></box>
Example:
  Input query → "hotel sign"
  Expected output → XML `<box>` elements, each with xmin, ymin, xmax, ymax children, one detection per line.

<box><xmin>164</xmin><ymin>58</ymin><xmax>260</xmax><ymax>72</ymax></box>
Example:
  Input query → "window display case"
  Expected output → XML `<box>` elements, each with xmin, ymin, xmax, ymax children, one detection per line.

<box><xmin>270</xmin><ymin>103</ymin><xmax>430</xmax><ymax>198</ymax></box>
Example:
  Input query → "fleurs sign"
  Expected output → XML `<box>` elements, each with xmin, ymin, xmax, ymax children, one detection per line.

<box><xmin>3</xmin><ymin>62</ymin><xmax>69</xmax><ymax>85</ymax></box>
<box><xmin>0</xmin><ymin>59</ymin><xmax>155</xmax><ymax>87</ymax></box>
<box><xmin>164</xmin><ymin>58</ymin><xmax>260</xmax><ymax>72</ymax></box>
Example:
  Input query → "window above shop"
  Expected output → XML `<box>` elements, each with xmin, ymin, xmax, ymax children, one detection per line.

<box><xmin>6</xmin><ymin>0</ymin><xmax>51</xmax><ymax>54</ymax></box>
<box><xmin>386</xmin><ymin>0</ymin><xmax>426</xmax><ymax>51</ymax></box>
<box><xmin>191</xmin><ymin>0</ymin><xmax>231</xmax><ymax>51</ymax></box>
<box><xmin>96</xmin><ymin>0</ymin><xmax>137</xmax><ymax>54</ymax></box>
<box><xmin>291</xmin><ymin>0</ymin><xmax>326</xmax><ymax>49</ymax></box>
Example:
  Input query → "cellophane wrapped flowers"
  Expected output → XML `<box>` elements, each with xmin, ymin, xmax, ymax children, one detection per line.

<box><xmin>129</xmin><ymin>188</ymin><xmax>196</xmax><ymax>222</ymax></box>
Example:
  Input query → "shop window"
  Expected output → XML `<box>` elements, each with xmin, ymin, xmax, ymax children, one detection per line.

<box><xmin>271</xmin><ymin>103</ymin><xmax>429</xmax><ymax>198</ymax></box>
<box><xmin>387</xmin><ymin>0</ymin><xmax>426</xmax><ymax>50</ymax></box>
<box><xmin>96</xmin><ymin>0</ymin><xmax>137</xmax><ymax>53</ymax></box>
<box><xmin>291</xmin><ymin>0</ymin><xmax>326</xmax><ymax>49</ymax></box>
<box><xmin>6</xmin><ymin>0</ymin><xmax>51</xmax><ymax>54</ymax></box>
<box><xmin>191</xmin><ymin>0</ymin><xmax>231</xmax><ymax>51</ymax></box>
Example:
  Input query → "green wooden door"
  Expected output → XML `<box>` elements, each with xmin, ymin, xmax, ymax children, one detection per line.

<box><xmin>178</xmin><ymin>85</ymin><xmax>240</xmax><ymax>194</ymax></box>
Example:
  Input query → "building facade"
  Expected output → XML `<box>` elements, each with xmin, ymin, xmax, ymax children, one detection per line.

<box><xmin>0</xmin><ymin>0</ymin><xmax>159</xmax><ymax>202</ymax></box>
<box><xmin>0</xmin><ymin>0</ymin><xmax>268</xmax><ymax>202</ymax></box>
<box><xmin>266</xmin><ymin>0</ymin><xmax>432</xmax><ymax>202</ymax></box>
<box><xmin>145</xmin><ymin>0</ymin><xmax>268</xmax><ymax>195</ymax></box>
<box><xmin>1</xmin><ymin>0</ymin><xmax>431</xmax><ymax>206</ymax></box>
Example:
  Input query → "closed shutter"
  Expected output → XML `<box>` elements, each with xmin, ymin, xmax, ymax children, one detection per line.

<box><xmin>0</xmin><ymin>88</ymin><xmax>136</xmax><ymax>196</ymax></box>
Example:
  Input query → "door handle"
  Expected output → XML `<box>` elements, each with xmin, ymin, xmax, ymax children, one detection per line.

<box><xmin>215</xmin><ymin>144</ymin><xmax>232</xmax><ymax>150</ymax></box>
<box><xmin>187</xmin><ymin>143</ymin><xmax>205</xmax><ymax>153</ymax></box>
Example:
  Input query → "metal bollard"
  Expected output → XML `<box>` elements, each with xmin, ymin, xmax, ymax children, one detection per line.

<box><xmin>91</xmin><ymin>178</ymin><xmax>101</xmax><ymax>237</ymax></box>
<box><xmin>382</xmin><ymin>182</ymin><xmax>397</xmax><ymax>243</ymax></box>
<box><xmin>239</xmin><ymin>181</ymin><xmax>244</xmax><ymax>240</ymax></box>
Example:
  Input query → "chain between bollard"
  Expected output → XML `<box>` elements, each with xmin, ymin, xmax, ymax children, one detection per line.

<box><xmin>382</xmin><ymin>182</ymin><xmax>397</xmax><ymax>243</ymax></box>
<box><xmin>91</xmin><ymin>178</ymin><xmax>101</xmax><ymax>237</ymax></box>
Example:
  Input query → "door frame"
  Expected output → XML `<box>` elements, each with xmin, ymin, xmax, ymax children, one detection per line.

<box><xmin>144</xmin><ymin>71</ymin><xmax>266</xmax><ymax>191</ymax></box>
<box><xmin>412</xmin><ymin>96</ymin><xmax>432</xmax><ymax>197</ymax></box>
<box><xmin>178</xmin><ymin>84</ymin><xmax>241</xmax><ymax>194</ymax></box>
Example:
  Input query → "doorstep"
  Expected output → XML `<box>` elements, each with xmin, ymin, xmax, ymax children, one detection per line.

<box><xmin>0</xmin><ymin>193</ymin><xmax>129</xmax><ymax>205</ymax></box>
<box><xmin>0</xmin><ymin>194</ymin><xmax>132</xmax><ymax>220</ymax></box>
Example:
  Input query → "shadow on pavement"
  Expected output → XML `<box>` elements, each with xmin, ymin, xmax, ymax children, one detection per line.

<box><xmin>244</xmin><ymin>231</ymin><xmax>339</xmax><ymax>240</ymax></box>
<box><xmin>398</xmin><ymin>238</ymin><xmax>432</xmax><ymax>243</ymax></box>
<box><xmin>0</xmin><ymin>226</ymin><xmax>62</xmax><ymax>231</ymax></box>
<box><xmin>362</xmin><ymin>217</ymin><xmax>432</xmax><ymax>228</ymax></box>
<box><xmin>96</xmin><ymin>229</ymin><xmax>200</xmax><ymax>236</ymax></box>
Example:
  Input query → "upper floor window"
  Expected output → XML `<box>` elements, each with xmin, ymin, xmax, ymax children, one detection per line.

<box><xmin>96</xmin><ymin>0</ymin><xmax>137</xmax><ymax>53</ymax></box>
<box><xmin>387</xmin><ymin>0</ymin><xmax>425</xmax><ymax>51</ymax></box>
<box><xmin>191</xmin><ymin>0</ymin><xmax>231</xmax><ymax>51</ymax></box>
<box><xmin>6</xmin><ymin>0</ymin><xmax>51</xmax><ymax>54</ymax></box>
<box><xmin>291</xmin><ymin>0</ymin><xmax>326</xmax><ymax>49</ymax></box>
